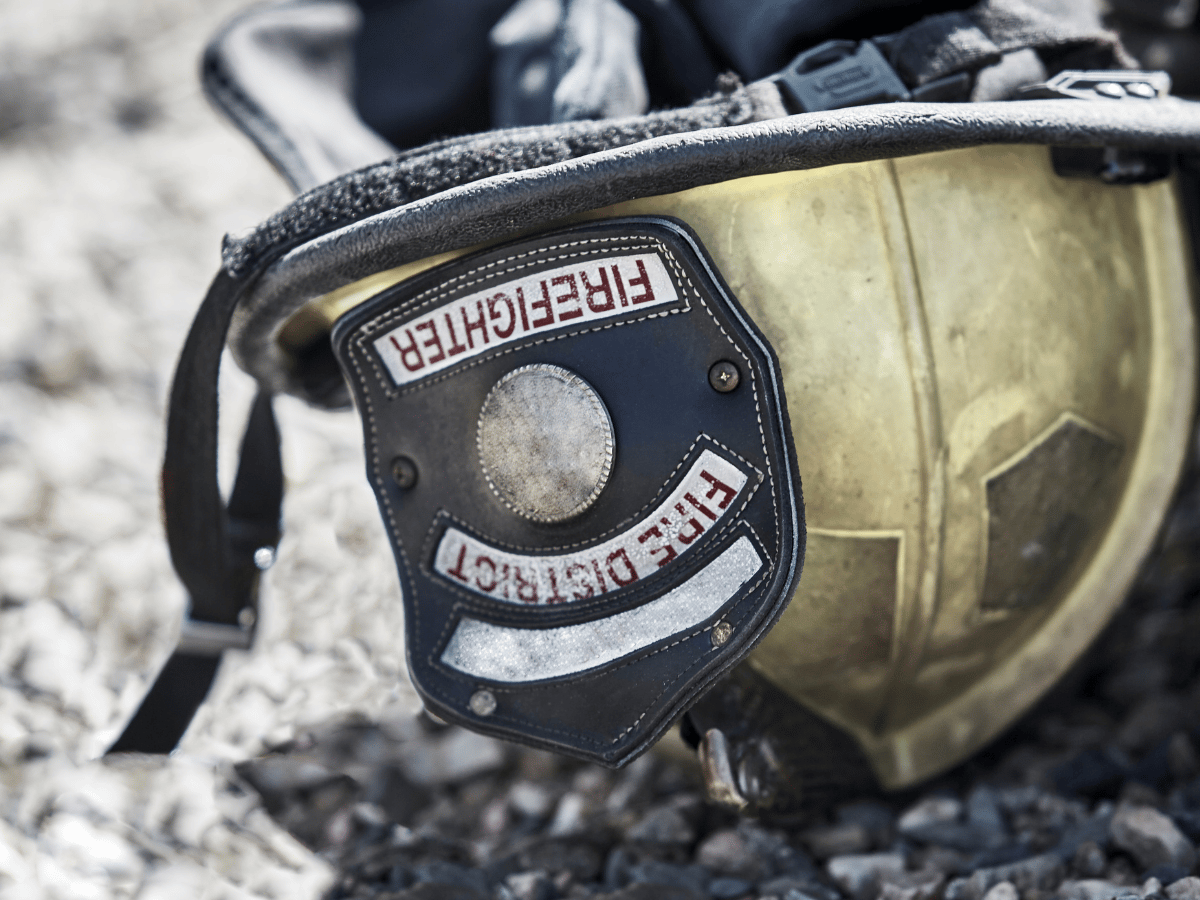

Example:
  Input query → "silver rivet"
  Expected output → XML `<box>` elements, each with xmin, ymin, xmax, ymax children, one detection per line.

<box><xmin>238</xmin><ymin>607</ymin><xmax>257</xmax><ymax>629</ymax></box>
<box><xmin>1125</xmin><ymin>82</ymin><xmax>1156</xmax><ymax>99</ymax></box>
<box><xmin>1095</xmin><ymin>82</ymin><xmax>1125</xmax><ymax>99</ymax></box>
<box><xmin>708</xmin><ymin>361</ymin><xmax>740</xmax><ymax>393</ymax></box>
<box><xmin>469</xmin><ymin>689</ymin><xmax>497</xmax><ymax>717</ymax></box>
<box><xmin>711</xmin><ymin>621</ymin><xmax>733</xmax><ymax>647</ymax></box>
<box><xmin>253</xmin><ymin>546</ymin><xmax>275</xmax><ymax>570</ymax></box>
<box><xmin>391</xmin><ymin>455</ymin><xmax>418</xmax><ymax>490</ymax></box>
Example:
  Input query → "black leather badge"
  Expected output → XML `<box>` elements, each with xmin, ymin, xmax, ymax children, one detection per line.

<box><xmin>331</xmin><ymin>217</ymin><xmax>803</xmax><ymax>766</ymax></box>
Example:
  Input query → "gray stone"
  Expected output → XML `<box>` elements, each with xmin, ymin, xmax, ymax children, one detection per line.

<box><xmin>413</xmin><ymin>861</ymin><xmax>489</xmax><ymax>893</ymax></box>
<box><xmin>837</xmin><ymin>800</ymin><xmax>896</xmax><ymax>848</ymax></box>
<box><xmin>708</xmin><ymin>875</ymin><xmax>753</xmax><ymax>899</ymax></box>
<box><xmin>517</xmin><ymin>839</ymin><xmax>604</xmax><ymax>883</ymax></box>
<box><xmin>1059</xmin><ymin>879</ymin><xmax>1138</xmax><ymax>900</ymax></box>
<box><xmin>1074</xmin><ymin>840</ymin><xmax>1109</xmax><ymax>879</ymax></box>
<box><xmin>393</xmin><ymin>886</ymin><xmax>487</xmax><ymax>900</ymax></box>
<box><xmin>758</xmin><ymin>876</ymin><xmax>832</xmax><ymax>898</ymax></box>
<box><xmin>1166</xmin><ymin>877</ymin><xmax>1200</xmax><ymax>900</ymax></box>
<box><xmin>879</xmin><ymin>868</ymin><xmax>945</xmax><ymax>900</ymax></box>
<box><xmin>593</xmin><ymin>885</ymin><xmax>702</xmax><ymax>900</ymax></box>
<box><xmin>626</xmin><ymin>860</ymin><xmax>708</xmax><ymax>894</ymax></box>
<box><xmin>627</xmin><ymin>806</ymin><xmax>695</xmax><ymax>845</ymax></box>
<box><xmin>505</xmin><ymin>870</ymin><xmax>555</xmax><ymax>900</ymax></box>
<box><xmin>1058</xmin><ymin>807</ymin><xmax>1116</xmax><ymax>861</ymax></box>
<box><xmin>1111</xmin><ymin>805</ymin><xmax>1197</xmax><ymax>871</ymax></box>
<box><xmin>967</xmin><ymin>787</ymin><xmax>1007</xmax><ymax>834</ymax></box>
<box><xmin>944</xmin><ymin>853</ymin><xmax>1064</xmax><ymax>900</ymax></box>
<box><xmin>826</xmin><ymin>852</ymin><xmax>906</xmax><ymax>900</ymax></box>
<box><xmin>802</xmin><ymin>823</ymin><xmax>872</xmax><ymax>859</ymax></box>
<box><xmin>697</xmin><ymin>829</ymin><xmax>766</xmax><ymax>880</ymax></box>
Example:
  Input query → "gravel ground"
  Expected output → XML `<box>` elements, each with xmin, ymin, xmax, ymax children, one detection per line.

<box><xmin>4</xmin><ymin>2</ymin><xmax>1200</xmax><ymax>900</ymax></box>
<box><xmin>239</xmin><ymin>436</ymin><xmax>1200</xmax><ymax>900</ymax></box>
<box><xmin>0</xmin><ymin>1</ymin><xmax>406</xmax><ymax>896</ymax></box>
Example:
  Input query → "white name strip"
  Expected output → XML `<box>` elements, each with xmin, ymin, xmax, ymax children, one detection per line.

<box><xmin>374</xmin><ymin>253</ymin><xmax>677</xmax><ymax>387</ymax></box>
<box><xmin>434</xmin><ymin>449</ymin><xmax>748</xmax><ymax>605</ymax></box>
<box><xmin>440</xmin><ymin>536</ymin><xmax>762</xmax><ymax>682</ymax></box>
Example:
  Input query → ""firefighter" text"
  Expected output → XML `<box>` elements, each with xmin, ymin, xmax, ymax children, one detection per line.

<box><xmin>374</xmin><ymin>252</ymin><xmax>678</xmax><ymax>387</ymax></box>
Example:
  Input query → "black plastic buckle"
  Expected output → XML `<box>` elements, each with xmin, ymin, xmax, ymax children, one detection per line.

<box><xmin>775</xmin><ymin>40</ymin><xmax>911</xmax><ymax>113</ymax></box>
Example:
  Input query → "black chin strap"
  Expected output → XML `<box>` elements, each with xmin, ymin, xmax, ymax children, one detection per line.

<box><xmin>108</xmin><ymin>272</ymin><xmax>283</xmax><ymax>754</ymax></box>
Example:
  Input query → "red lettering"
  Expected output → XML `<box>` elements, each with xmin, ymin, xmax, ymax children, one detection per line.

<box><xmin>674</xmin><ymin>503</ymin><xmax>705</xmax><ymax>545</ymax></box>
<box><xmin>389</xmin><ymin>329</ymin><xmax>424</xmax><ymax>373</ymax></box>
<box><xmin>686</xmin><ymin>492</ymin><xmax>717</xmax><ymax>521</ymax></box>
<box><xmin>628</xmin><ymin>259</ymin><xmax>656</xmax><ymax>305</ymax></box>
<box><xmin>580</xmin><ymin>266</ymin><xmax>615</xmax><ymax>313</ymax></box>
<box><xmin>516</xmin><ymin>287</ymin><xmax>530</xmax><ymax>332</ymax></box>
<box><xmin>700</xmin><ymin>469</ymin><xmax>738</xmax><ymax>509</ymax></box>
<box><xmin>475</xmin><ymin>556</ymin><xmax>497</xmax><ymax>592</ymax></box>
<box><xmin>529</xmin><ymin>281</ymin><xmax>555</xmax><ymax>328</ymax></box>
<box><xmin>500</xmin><ymin>564</ymin><xmax>511</xmax><ymax>601</ymax></box>
<box><xmin>546</xmin><ymin>567</ymin><xmax>568</xmax><ymax>604</ymax></box>
<box><xmin>488</xmin><ymin>293</ymin><xmax>515</xmax><ymax>338</ymax></box>
<box><xmin>552</xmin><ymin>274</ymin><xmax>583</xmax><ymax>321</ymax></box>
<box><xmin>415</xmin><ymin>320</ymin><xmax>445</xmax><ymax>365</ymax></box>
<box><xmin>591</xmin><ymin>558</ymin><xmax>608</xmax><ymax>593</ymax></box>
<box><xmin>565</xmin><ymin>562</ymin><xmax>594</xmax><ymax>600</ymax></box>
<box><xmin>611</xmin><ymin>264</ymin><xmax>629</xmax><ymax>307</ymax></box>
<box><xmin>443</xmin><ymin>312</ymin><xmax>468</xmax><ymax>356</ymax></box>
<box><xmin>606</xmin><ymin>548</ymin><xmax>639</xmax><ymax>587</ymax></box>
<box><xmin>461</xmin><ymin>300</ymin><xmax>489</xmax><ymax>349</ymax></box>
<box><xmin>513</xmin><ymin>566</ymin><xmax>538</xmax><ymax>603</ymax></box>
<box><xmin>637</xmin><ymin>524</ymin><xmax>678</xmax><ymax>568</ymax></box>
<box><xmin>445</xmin><ymin>544</ymin><xmax>470</xmax><ymax>582</ymax></box>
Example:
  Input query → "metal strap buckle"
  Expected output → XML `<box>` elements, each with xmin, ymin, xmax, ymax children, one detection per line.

<box><xmin>177</xmin><ymin>616</ymin><xmax>254</xmax><ymax>656</ymax></box>
<box><xmin>775</xmin><ymin>40</ymin><xmax>911</xmax><ymax>113</ymax></box>
<box><xmin>1017</xmin><ymin>69</ymin><xmax>1172</xmax><ymax>101</ymax></box>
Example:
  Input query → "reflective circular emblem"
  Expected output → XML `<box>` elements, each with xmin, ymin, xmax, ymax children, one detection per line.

<box><xmin>477</xmin><ymin>364</ymin><xmax>615</xmax><ymax>523</ymax></box>
<box><xmin>331</xmin><ymin>217</ymin><xmax>804</xmax><ymax>766</ymax></box>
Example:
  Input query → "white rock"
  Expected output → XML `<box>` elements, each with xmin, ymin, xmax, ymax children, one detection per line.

<box><xmin>1167</xmin><ymin>877</ymin><xmax>1200</xmax><ymax>900</ymax></box>
<box><xmin>1059</xmin><ymin>879</ymin><xmax>1136</xmax><ymax>900</ymax></box>
<box><xmin>548</xmin><ymin>792</ymin><xmax>587</xmax><ymax>836</ymax></box>
<box><xmin>827</xmin><ymin>852</ymin><xmax>907</xmax><ymax>900</ymax></box>
<box><xmin>982</xmin><ymin>881</ymin><xmax>1019</xmax><ymax>900</ymax></box>
<box><xmin>899</xmin><ymin>796</ymin><xmax>964</xmax><ymax>833</ymax></box>
<box><xmin>399</xmin><ymin>727</ymin><xmax>507</xmax><ymax>787</ymax></box>
<box><xmin>1111</xmin><ymin>804</ymin><xmax>1196</xmax><ymax>870</ymax></box>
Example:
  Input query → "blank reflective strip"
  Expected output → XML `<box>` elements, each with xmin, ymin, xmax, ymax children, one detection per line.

<box><xmin>440</xmin><ymin>536</ymin><xmax>762</xmax><ymax>683</ymax></box>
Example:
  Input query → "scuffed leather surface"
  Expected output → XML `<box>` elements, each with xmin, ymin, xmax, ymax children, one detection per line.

<box><xmin>327</xmin><ymin>217</ymin><xmax>803</xmax><ymax>764</ymax></box>
<box><xmin>227</xmin><ymin>96</ymin><xmax>1200</xmax><ymax>403</ymax></box>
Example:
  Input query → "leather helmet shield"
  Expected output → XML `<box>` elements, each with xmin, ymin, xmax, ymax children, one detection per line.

<box><xmin>330</xmin><ymin>217</ymin><xmax>802</xmax><ymax>765</ymax></box>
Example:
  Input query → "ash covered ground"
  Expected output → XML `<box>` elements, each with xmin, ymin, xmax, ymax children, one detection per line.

<box><xmin>3</xmin><ymin>2</ymin><xmax>1200</xmax><ymax>899</ymax></box>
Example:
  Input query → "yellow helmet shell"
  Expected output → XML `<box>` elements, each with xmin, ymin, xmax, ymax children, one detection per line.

<box><xmin>575</xmin><ymin>144</ymin><xmax>1196</xmax><ymax>788</ymax></box>
<box><xmin>265</xmin><ymin>143</ymin><xmax>1195</xmax><ymax>789</ymax></box>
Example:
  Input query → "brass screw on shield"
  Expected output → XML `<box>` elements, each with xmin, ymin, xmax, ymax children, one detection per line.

<box><xmin>708</xmin><ymin>361</ymin><xmax>740</xmax><ymax>393</ymax></box>
<box><xmin>390</xmin><ymin>455</ymin><xmax>418</xmax><ymax>489</ymax></box>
